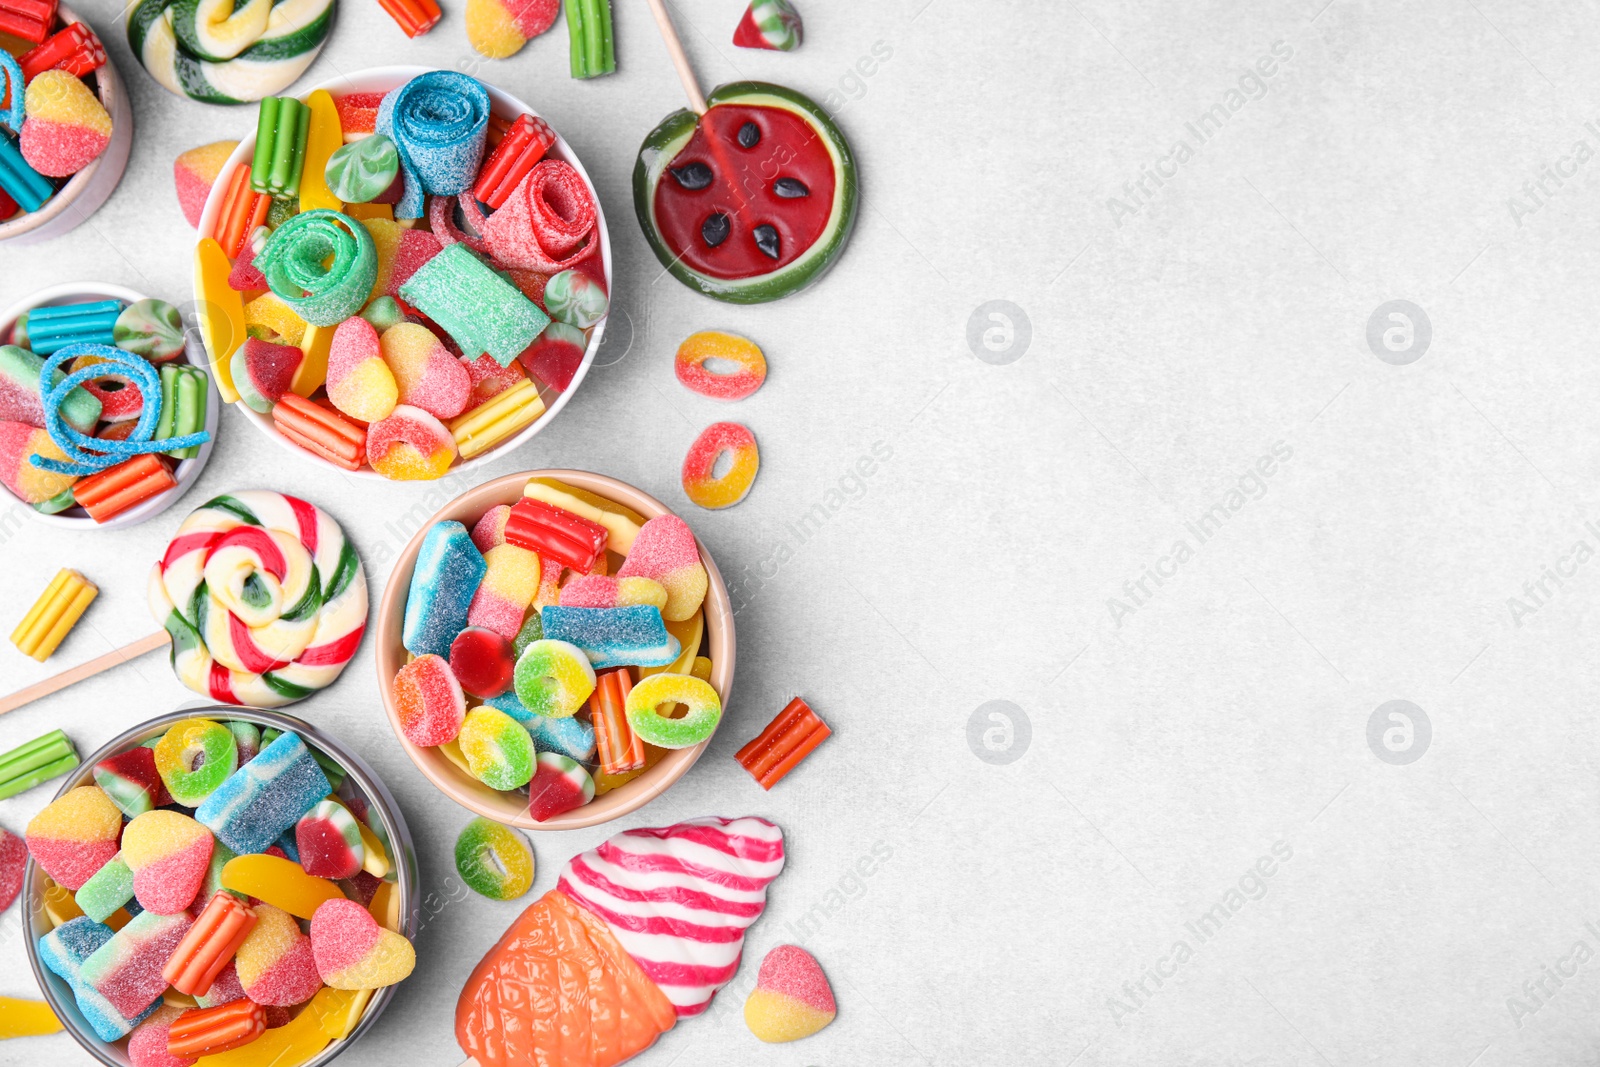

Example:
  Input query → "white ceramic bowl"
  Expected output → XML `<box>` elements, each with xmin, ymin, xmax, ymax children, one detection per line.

<box><xmin>0</xmin><ymin>282</ymin><xmax>222</xmax><ymax>529</ymax></box>
<box><xmin>194</xmin><ymin>65</ymin><xmax>613</xmax><ymax>481</ymax></box>
<box><xmin>0</xmin><ymin>5</ymin><xmax>134</xmax><ymax>245</ymax></box>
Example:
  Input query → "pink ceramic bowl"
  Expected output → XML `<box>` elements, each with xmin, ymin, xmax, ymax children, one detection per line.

<box><xmin>374</xmin><ymin>470</ymin><xmax>734</xmax><ymax>829</ymax></box>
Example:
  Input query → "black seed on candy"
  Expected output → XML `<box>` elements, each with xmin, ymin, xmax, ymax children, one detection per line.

<box><xmin>753</xmin><ymin>225</ymin><xmax>781</xmax><ymax>260</ymax></box>
<box><xmin>670</xmin><ymin>162</ymin><xmax>713</xmax><ymax>190</ymax></box>
<box><xmin>773</xmin><ymin>178</ymin><xmax>809</xmax><ymax>198</ymax></box>
<box><xmin>702</xmin><ymin>213</ymin><xmax>730</xmax><ymax>247</ymax></box>
<box><xmin>737</xmin><ymin>122</ymin><xmax>760</xmax><ymax>148</ymax></box>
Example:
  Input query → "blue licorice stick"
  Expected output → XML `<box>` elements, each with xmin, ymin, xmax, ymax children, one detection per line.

<box><xmin>25</xmin><ymin>301</ymin><xmax>124</xmax><ymax>355</ymax></box>
<box><xmin>376</xmin><ymin>71</ymin><xmax>489</xmax><ymax>219</ymax></box>
<box><xmin>29</xmin><ymin>344</ymin><xmax>209</xmax><ymax>476</ymax></box>
<box><xmin>0</xmin><ymin>131</ymin><xmax>52</xmax><ymax>213</ymax></box>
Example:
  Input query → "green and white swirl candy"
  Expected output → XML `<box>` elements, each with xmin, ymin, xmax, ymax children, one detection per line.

<box><xmin>543</xmin><ymin>270</ymin><xmax>609</xmax><ymax>329</ymax></box>
<box><xmin>113</xmin><ymin>299</ymin><xmax>187</xmax><ymax>363</ymax></box>
<box><xmin>325</xmin><ymin>135</ymin><xmax>399</xmax><ymax>204</ymax></box>
<box><xmin>126</xmin><ymin>0</ymin><xmax>335</xmax><ymax>105</ymax></box>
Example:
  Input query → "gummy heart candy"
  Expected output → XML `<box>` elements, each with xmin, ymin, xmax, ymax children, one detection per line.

<box><xmin>121</xmin><ymin>810</ymin><xmax>214</xmax><ymax>914</ymax></box>
<box><xmin>327</xmin><ymin>316</ymin><xmax>398</xmax><ymax>422</ymax></box>
<box><xmin>465</xmin><ymin>0</ymin><xmax>558</xmax><ymax>57</ymax></box>
<box><xmin>616</xmin><ymin>515</ymin><xmax>707</xmax><ymax>622</ymax></box>
<box><xmin>310</xmin><ymin>897</ymin><xmax>415</xmax><ymax>989</ymax></box>
<box><xmin>25</xmin><ymin>786</ymin><xmax>122</xmax><ymax>890</ymax></box>
<box><xmin>0</xmin><ymin>420</ymin><xmax>76</xmax><ymax>505</ymax></box>
<box><xmin>381</xmin><ymin>322</ymin><xmax>469</xmax><ymax>418</ymax></box>
<box><xmin>744</xmin><ymin>945</ymin><xmax>835</xmax><ymax>1042</ymax></box>
<box><xmin>174</xmin><ymin>141</ymin><xmax>238</xmax><ymax>228</ymax></box>
<box><xmin>236</xmin><ymin>902</ymin><xmax>322</xmax><ymax>1006</ymax></box>
<box><xmin>20</xmin><ymin>70</ymin><xmax>111</xmax><ymax>178</ymax></box>
<box><xmin>0</xmin><ymin>828</ymin><xmax>25</xmax><ymax>912</ymax></box>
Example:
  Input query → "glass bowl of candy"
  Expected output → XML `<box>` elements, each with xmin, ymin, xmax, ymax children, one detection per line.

<box><xmin>0</xmin><ymin>281</ymin><xmax>221</xmax><ymax>529</ymax></box>
<box><xmin>22</xmin><ymin>706</ymin><xmax>419</xmax><ymax>1067</ymax></box>
<box><xmin>374</xmin><ymin>469</ymin><xmax>734</xmax><ymax>830</ymax></box>
<box><xmin>0</xmin><ymin>4</ymin><xmax>134</xmax><ymax>245</ymax></box>
<box><xmin>191</xmin><ymin>65</ymin><xmax>612</xmax><ymax>483</ymax></box>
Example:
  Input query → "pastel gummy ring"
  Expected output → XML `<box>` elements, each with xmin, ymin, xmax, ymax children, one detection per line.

<box><xmin>512</xmin><ymin>638</ymin><xmax>596</xmax><ymax>719</ymax></box>
<box><xmin>625</xmin><ymin>672</ymin><xmax>722</xmax><ymax>749</ymax></box>
<box><xmin>31</xmin><ymin>344</ymin><xmax>210</xmax><ymax>476</ymax></box>
<box><xmin>256</xmin><ymin>209</ymin><xmax>378</xmax><ymax>327</ymax></box>
<box><xmin>153</xmin><ymin>718</ymin><xmax>239</xmax><ymax>805</ymax></box>
<box><xmin>377</xmin><ymin>70</ymin><xmax>490</xmax><ymax>219</ymax></box>
<box><xmin>454</xmin><ymin>817</ymin><xmax>534</xmax><ymax>900</ymax></box>
<box><xmin>125</xmin><ymin>0</ymin><xmax>336</xmax><ymax>104</ymax></box>
<box><xmin>681</xmin><ymin>421</ymin><xmax>759</xmax><ymax>509</ymax></box>
<box><xmin>674</xmin><ymin>331</ymin><xmax>767</xmax><ymax>401</ymax></box>
<box><xmin>633</xmin><ymin>82</ymin><xmax>858</xmax><ymax>304</ymax></box>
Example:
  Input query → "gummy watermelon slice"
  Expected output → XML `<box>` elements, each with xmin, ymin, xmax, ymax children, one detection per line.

<box><xmin>633</xmin><ymin>81</ymin><xmax>857</xmax><ymax>304</ymax></box>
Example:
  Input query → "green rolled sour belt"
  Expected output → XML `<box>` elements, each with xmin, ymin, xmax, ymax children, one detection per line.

<box><xmin>126</xmin><ymin>0</ymin><xmax>336</xmax><ymax>105</ymax></box>
<box><xmin>256</xmin><ymin>209</ymin><xmax>377</xmax><ymax>327</ymax></box>
<box><xmin>632</xmin><ymin>82</ymin><xmax>859</xmax><ymax>304</ymax></box>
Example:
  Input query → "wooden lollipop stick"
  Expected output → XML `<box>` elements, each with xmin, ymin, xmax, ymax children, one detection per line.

<box><xmin>0</xmin><ymin>630</ymin><xmax>170</xmax><ymax>715</ymax></box>
<box><xmin>644</xmin><ymin>0</ymin><xmax>707</xmax><ymax>115</ymax></box>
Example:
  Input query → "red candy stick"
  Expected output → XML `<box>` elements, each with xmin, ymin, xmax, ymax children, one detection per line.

<box><xmin>504</xmin><ymin>498</ymin><xmax>607</xmax><ymax>573</ymax></box>
<box><xmin>19</xmin><ymin>22</ymin><xmax>105</xmax><ymax>81</ymax></box>
<box><xmin>376</xmin><ymin>0</ymin><xmax>440</xmax><ymax>37</ymax></box>
<box><xmin>473</xmin><ymin>114</ymin><xmax>556</xmax><ymax>210</ymax></box>
<box><xmin>167</xmin><ymin>1000</ymin><xmax>266</xmax><ymax>1058</ymax></box>
<box><xmin>71</xmin><ymin>454</ymin><xmax>176</xmax><ymax>523</ymax></box>
<box><xmin>0</xmin><ymin>0</ymin><xmax>56</xmax><ymax>43</ymax></box>
<box><xmin>734</xmin><ymin>697</ymin><xmax>830</xmax><ymax>790</ymax></box>
<box><xmin>273</xmin><ymin>394</ymin><xmax>366</xmax><ymax>470</ymax></box>
<box><xmin>590</xmin><ymin>669</ymin><xmax>644</xmax><ymax>776</ymax></box>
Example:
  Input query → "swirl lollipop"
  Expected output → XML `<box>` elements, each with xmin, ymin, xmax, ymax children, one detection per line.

<box><xmin>147</xmin><ymin>490</ymin><xmax>367</xmax><ymax>707</ymax></box>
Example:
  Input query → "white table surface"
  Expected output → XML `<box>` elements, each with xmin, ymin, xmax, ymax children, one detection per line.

<box><xmin>5</xmin><ymin>0</ymin><xmax>1599</xmax><ymax>1064</ymax></box>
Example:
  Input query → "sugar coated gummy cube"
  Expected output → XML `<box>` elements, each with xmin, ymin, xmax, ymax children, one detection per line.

<box><xmin>398</xmin><ymin>242</ymin><xmax>549</xmax><ymax>366</ymax></box>
<box><xmin>74</xmin><ymin>854</ymin><xmax>134</xmax><ymax>923</ymax></box>
<box><xmin>539</xmin><ymin>605</ymin><xmax>679</xmax><ymax>669</ymax></box>
<box><xmin>195</xmin><ymin>731</ymin><xmax>331</xmax><ymax>856</ymax></box>
<box><xmin>79</xmin><ymin>910</ymin><xmax>195</xmax><ymax>1039</ymax></box>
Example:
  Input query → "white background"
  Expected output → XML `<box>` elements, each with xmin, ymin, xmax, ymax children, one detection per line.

<box><xmin>5</xmin><ymin>0</ymin><xmax>1599</xmax><ymax>1064</ymax></box>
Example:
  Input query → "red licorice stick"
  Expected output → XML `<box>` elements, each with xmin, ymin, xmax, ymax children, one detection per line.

<box><xmin>19</xmin><ymin>22</ymin><xmax>104</xmax><ymax>80</ymax></box>
<box><xmin>504</xmin><ymin>497</ymin><xmax>607</xmax><ymax>573</ymax></box>
<box><xmin>473</xmin><ymin>114</ymin><xmax>556</xmax><ymax>210</ymax></box>
<box><xmin>734</xmin><ymin>697</ymin><xmax>830</xmax><ymax>790</ymax></box>
<box><xmin>376</xmin><ymin>0</ymin><xmax>439</xmax><ymax>36</ymax></box>
<box><xmin>167</xmin><ymin>1000</ymin><xmax>266</xmax><ymax>1058</ymax></box>
<box><xmin>274</xmin><ymin>394</ymin><xmax>366</xmax><ymax>470</ymax></box>
<box><xmin>72</xmin><ymin>454</ymin><xmax>176</xmax><ymax>522</ymax></box>
<box><xmin>590</xmin><ymin>669</ymin><xmax>645</xmax><ymax>776</ymax></box>
<box><xmin>0</xmin><ymin>0</ymin><xmax>56</xmax><ymax>43</ymax></box>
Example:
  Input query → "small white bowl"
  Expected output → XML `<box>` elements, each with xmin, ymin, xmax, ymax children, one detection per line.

<box><xmin>0</xmin><ymin>282</ymin><xmax>222</xmax><ymax>530</ymax></box>
<box><xmin>195</xmin><ymin>65</ymin><xmax>613</xmax><ymax>481</ymax></box>
<box><xmin>0</xmin><ymin>5</ymin><xmax>135</xmax><ymax>245</ymax></box>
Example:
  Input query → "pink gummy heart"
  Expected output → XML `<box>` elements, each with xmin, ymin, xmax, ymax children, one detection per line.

<box><xmin>20</xmin><ymin>71</ymin><xmax>111</xmax><ymax>178</ymax></box>
<box><xmin>310</xmin><ymin>897</ymin><xmax>415</xmax><ymax>989</ymax></box>
<box><xmin>122</xmin><ymin>810</ymin><xmax>214</xmax><ymax>914</ymax></box>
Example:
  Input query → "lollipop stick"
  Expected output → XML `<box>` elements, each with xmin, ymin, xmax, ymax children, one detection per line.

<box><xmin>644</xmin><ymin>0</ymin><xmax>707</xmax><ymax>115</ymax></box>
<box><xmin>0</xmin><ymin>630</ymin><xmax>170</xmax><ymax>715</ymax></box>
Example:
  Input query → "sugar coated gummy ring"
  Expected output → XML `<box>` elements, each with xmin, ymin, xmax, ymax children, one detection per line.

<box><xmin>153</xmin><ymin>718</ymin><xmax>239</xmax><ymax>805</ymax></box>
<box><xmin>125</xmin><ymin>0</ymin><xmax>336</xmax><ymax>104</ymax></box>
<box><xmin>512</xmin><ymin>639</ymin><xmax>596</xmax><ymax>719</ymax></box>
<box><xmin>675</xmin><ymin>331</ymin><xmax>767</xmax><ymax>401</ymax></box>
<box><xmin>633</xmin><ymin>81</ymin><xmax>858</xmax><ymax>304</ymax></box>
<box><xmin>454</xmin><ymin>817</ymin><xmax>534</xmax><ymax>900</ymax></box>
<box><xmin>681</xmin><ymin>421</ymin><xmax>759</xmax><ymax>509</ymax></box>
<box><xmin>625</xmin><ymin>672</ymin><xmax>722</xmax><ymax>749</ymax></box>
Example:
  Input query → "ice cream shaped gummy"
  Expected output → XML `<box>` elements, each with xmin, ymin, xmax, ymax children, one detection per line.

<box><xmin>456</xmin><ymin>816</ymin><xmax>785</xmax><ymax>1067</ymax></box>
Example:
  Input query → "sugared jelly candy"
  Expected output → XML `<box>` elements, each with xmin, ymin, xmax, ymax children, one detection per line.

<box><xmin>381</xmin><ymin>322</ymin><xmax>470</xmax><ymax>418</ymax></box>
<box><xmin>93</xmin><ymin>747</ymin><xmax>167</xmax><ymax>818</ymax></box>
<box><xmin>449</xmin><ymin>625</ymin><xmax>515</xmax><ymax>698</ymax></box>
<box><xmin>154</xmin><ymin>719</ymin><xmax>239</xmax><ymax>807</ymax></box>
<box><xmin>616</xmin><ymin>515</ymin><xmax>707</xmax><ymax>621</ymax></box>
<box><xmin>392</xmin><ymin>654</ymin><xmax>465</xmax><ymax>746</ymax></box>
<box><xmin>466</xmin><ymin>542</ymin><xmax>540</xmax><ymax>639</ymax></box>
<box><xmin>539</xmin><ymin>605</ymin><xmax>679</xmax><ymax>669</ymax></box>
<box><xmin>681</xmin><ymin>421</ymin><xmax>759</xmax><ymax>509</ymax></box>
<box><xmin>310</xmin><ymin>898</ymin><xmax>415</xmax><ymax>989</ymax></box>
<box><xmin>20</xmin><ymin>70</ymin><xmax>111</xmax><ymax>177</ymax></box>
<box><xmin>458</xmin><ymin>706</ymin><xmax>535</xmax><ymax>790</ymax></box>
<box><xmin>744</xmin><ymin>945</ymin><xmax>836</xmax><ymax>1042</ymax></box>
<box><xmin>194</xmin><ymin>731</ymin><xmax>332</xmax><ymax>856</ymax></box>
<box><xmin>625</xmin><ymin>672</ymin><xmax>722</xmax><ymax>749</ymax></box>
<box><xmin>512</xmin><ymin>639</ymin><xmax>595</xmax><ymax>719</ymax></box>
<box><xmin>403</xmin><ymin>520</ymin><xmax>486</xmax><ymax>658</ymax></box>
<box><xmin>295</xmin><ymin>800</ymin><xmax>365</xmax><ymax>880</ymax></box>
<box><xmin>74</xmin><ymin>854</ymin><xmax>134</xmax><ymax>923</ymax></box>
<box><xmin>0</xmin><ymin>828</ymin><xmax>25</xmax><ymax>912</ymax></box>
<box><xmin>25</xmin><ymin>786</ymin><xmax>122</xmax><ymax>891</ymax></box>
<box><xmin>674</xmin><ymin>330</ymin><xmax>767</xmax><ymax>401</ymax></box>
<box><xmin>236</xmin><ymin>902</ymin><xmax>322</xmax><ymax>1006</ymax></box>
<box><xmin>121</xmin><ymin>810</ymin><xmax>214</xmax><ymax>915</ymax></box>
<box><xmin>127</xmin><ymin>1004</ymin><xmax>189</xmax><ymax>1067</ymax></box>
<box><xmin>558</xmin><ymin>574</ymin><xmax>668</xmax><ymax>612</ymax></box>
<box><xmin>542</xmin><ymin>269</ymin><xmax>608</xmax><ymax>328</ymax></box>
<box><xmin>526</xmin><ymin>752</ymin><xmax>593</xmax><ymax>822</ymax></box>
<box><xmin>326</xmin><ymin>316</ymin><xmax>398</xmax><ymax>422</ymax></box>
<box><xmin>454</xmin><ymin>818</ymin><xmax>534</xmax><ymax>900</ymax></box>
<box><xmin>367</xmin><ymin>404</ymin><xmax>456</xmax><ymax>480</ymax></box>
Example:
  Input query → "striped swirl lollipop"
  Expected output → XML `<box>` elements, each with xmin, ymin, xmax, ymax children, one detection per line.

<box><xmin>148</xmin><ymin>491</ymin><xmax>367</xmax><ymax>707</ymax></box>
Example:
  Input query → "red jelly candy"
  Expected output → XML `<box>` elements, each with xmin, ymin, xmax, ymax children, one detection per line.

<box><xmin>449</xmin><ymin>626</ymin><xmax>515</xmax><ymax>699</ymax></box>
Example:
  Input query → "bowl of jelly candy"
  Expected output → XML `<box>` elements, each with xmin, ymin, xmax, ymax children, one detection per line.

<box><xmin>23</xmin><ymin>706</ymin><xmax>419</xmax><ymax>1067</ymax></box>
<box><xmin>0</xmin><ymin>5</ymin><xmax>135</xmax><ymax>245</ymax></box>
<box><xmin>0</xmin><ymin>281</ymin><xmax>222</xmax><ymax>530</ymax></box>
<box><xmin>373</xmin><ymin>469</ymin><xmax>736</xmax><ymax>830</ymax></box>
<box><xmin>190</xmin><ymin>65</ymin><xmax>614</xmax><ymax>482</ymax></box>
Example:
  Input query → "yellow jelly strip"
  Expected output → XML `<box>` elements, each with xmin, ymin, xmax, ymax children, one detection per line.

<box><xmin>366</xmin><ymin>880</ymin><xmax>399</xmax><ymax>932</ymax></box>
<box><xmin>0</xmin><ymin>996</ymin><xmax>62</xmax><ymax>1039</ymax></box>
<box><xmin>524</xmin><ymin>477</ymin><xmax>643</xmax><ymax>554</ymax></box>
<box><xmin>321</xmin><ymin>986</ymin><xmax>372</xmax><ymax>1040</ymax></box>
<box><xmin>691</xmin><ymin>656</ymin><xmax>712</xmax><ymax>682</ymax></box>
<box><xmin>448</xmin><ymin>379</ymin><xmax>545</xmax><ymax>459</ymax></box>
<box><xmin>41</xmin><ymin>879</ymin><xmax>82</xmax><ymax>927</ymax></box>
<box><xmin>220</xmin><ymin>854</ymin><xmax>342</xmax><ymax>919</ymax></box>
<box><xmin>104</xmin><ymin>908</ymin><xmax>132</xmax><ymax>932</ymax></box>
<box><xmin>342</xmin><ymin>201</ymin><xmax>393</xmax><ymax>221</ymax></box>
<box><xmin>195</xmin><ymin>238</ymin><xmax>244</xmax><ymax>403</ymax></box>
<box><xmin>640</xmin><ymin>611</ymin><xmax>702</xmax><ymax>679</ymax></box>
<box><xmin>11</xmin><ymin>569</ymin><xmax>97</xmax><ymax>661</ymax></box>
<box><xmin>195</xmin><ymin>986</ymin><xmax>357</xmax><ymax>1067</ymax></box>
<box><xmin>292</xmin><ymin>318</ymin><xmax>334</xmax><ymax>397</ymax></box>
<box><xmin>298</xmin><ymin>90</ymin><xmax>343</xmax><ymax>213</ymax></box>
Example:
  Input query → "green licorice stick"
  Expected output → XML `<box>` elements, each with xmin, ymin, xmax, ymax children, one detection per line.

<box><xmin>252</xmin><ymin>96</ymin><xmax>282</xmax><ymax>193</ymax></box>
<box><xmin>273</xmin><ymin>99</ymin><xmax>308</xmax><ymax>197</ymax></box>
<box><xmin>155</xmin><ymin>363</ymin><xmax>178</xmax><ymax>447</ymax></box>
<box><xmin>563</xmin><ymin>0</ymin><xmax>584</xmax><ymax>78</ymax></box>
<box><xmin>0</xmin><ymin>754</ymin><xmax>82</xmax><ymax>801</ymax></box>
<box><xmin>173</xmin><ymin>369</ymin><xmax>205</xmax><ymax>459</ymax></box>
<box><xmin>0</xmin><ymin>730</ymin><xmax>76</xmax><ymax>797</ymax></box>
<box><xmin>593</xmin><ymin>0</ymin><xmax>615</xmax><ymax>75</ymax></box>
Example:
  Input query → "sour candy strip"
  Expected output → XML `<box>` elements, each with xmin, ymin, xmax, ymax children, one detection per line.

<box><xmin>734</xmin><ymin>697</ymin><xmax>829</xmax><ymax>790</ymax></box>
<box><xmin>589</xmin><ymin>668</ymin><xmax>644</xmax><ymax>776</ymax></box>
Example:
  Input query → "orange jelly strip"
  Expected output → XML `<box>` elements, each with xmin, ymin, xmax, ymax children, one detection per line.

<box><xmin>590</xmin><ymin>669</ymin><xmax>644</xmax><ymax>776</ymax></box>
<box><xmin>168</xmin><ymin>999</ymin><xmax>266</xmax><ymax>1058</ymax></box>
<box><xmin>71</xmin><ymin>454</ymin><xmax>175</xmax><ymax>522</ymax></box>
<box><xmin>734</xmin><ymin>697</ymin><xmax>831</xmax><ymax>790</ymax></box>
